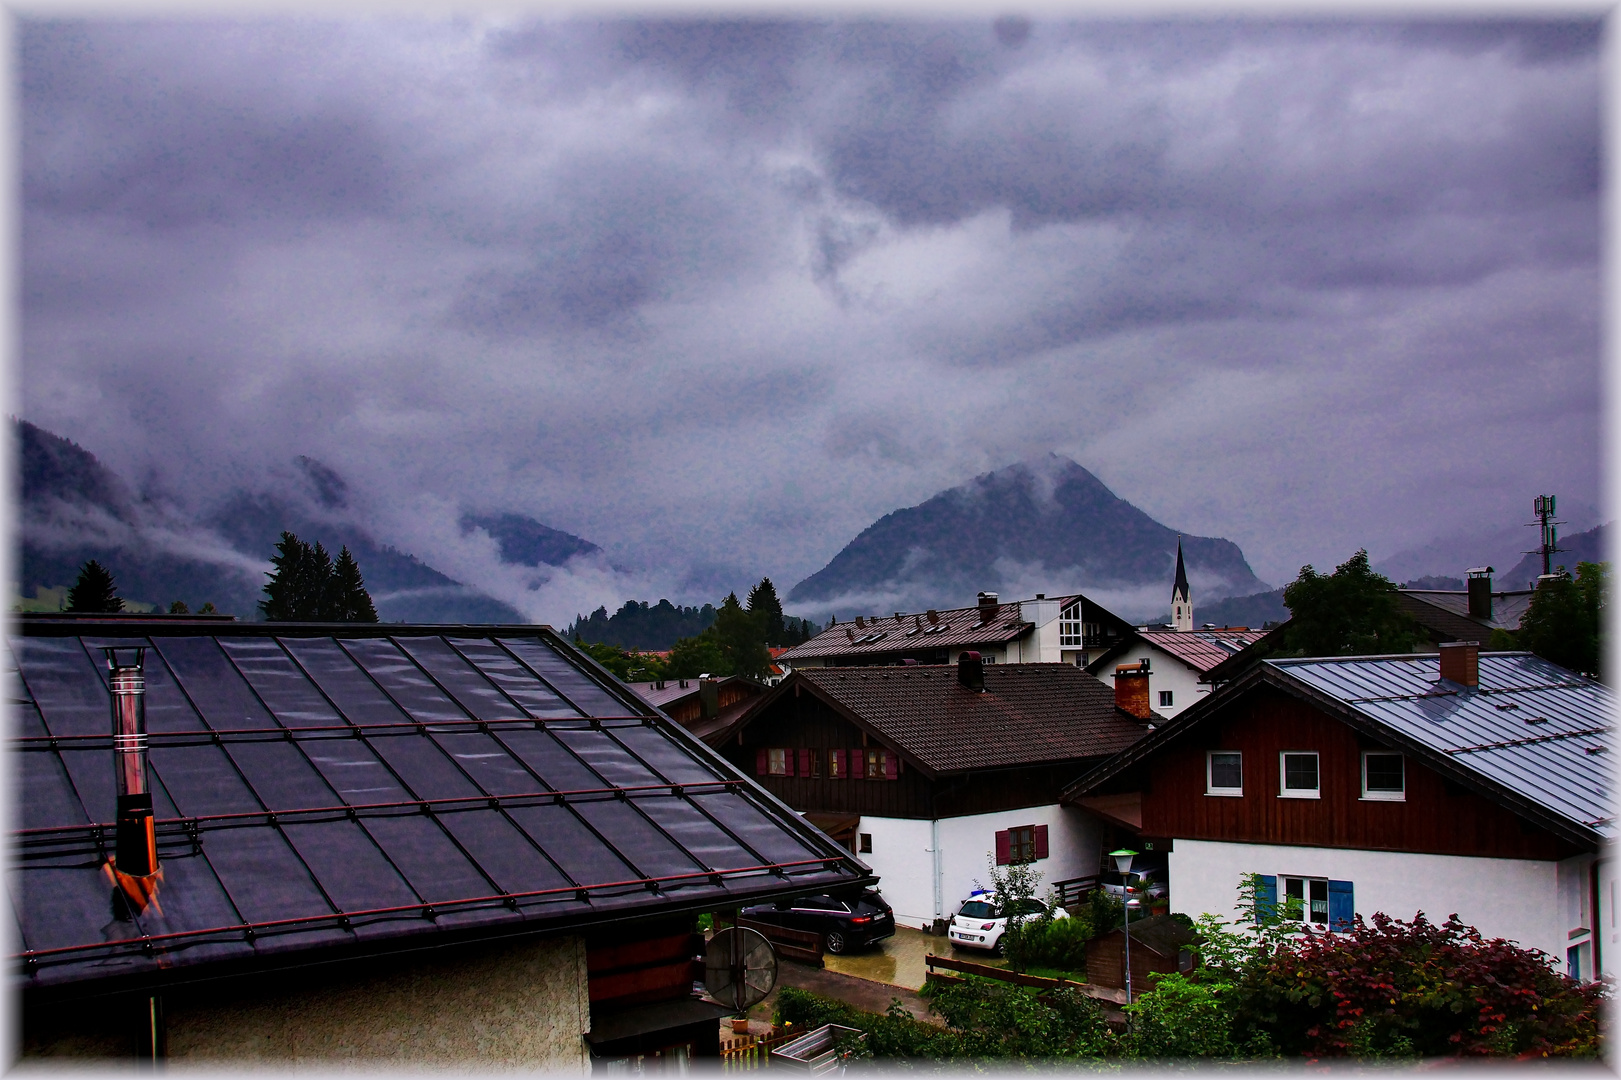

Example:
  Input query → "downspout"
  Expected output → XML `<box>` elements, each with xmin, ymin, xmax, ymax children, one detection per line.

<box><xmin>931</xmin><ymin>818</ymin><xmax>943</xmax><ymax>931</ymax></box>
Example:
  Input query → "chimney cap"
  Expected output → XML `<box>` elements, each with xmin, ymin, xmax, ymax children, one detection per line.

<box><xmin>1465</xmin><ymin>566</ymin><xmax>1494</xmax><ymax>577</ymax></box>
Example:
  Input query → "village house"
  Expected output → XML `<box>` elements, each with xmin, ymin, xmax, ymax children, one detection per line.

<box><xmin>626</xmin><ymin>674</ymin><xmax>767</xmax><ymax>743</ymax></box>
<box><xmin>1065</xmin><ymin>643</ymin><xmax>1614</xmax><ymax>980</ymax></box>
<box><xmin>687</xmin><ymin>653</ymin><xmax>1150</xmax><ymax>932</ymax></box>
<box><xmin>13</xmin><ymin>615</ymin><xmax>873</xmax><ymax>1068</ymax></box>
<box><xmin>776</xmin><ymin>591</ymin><xmax>1136</xmax><ymax>673</ymax></box>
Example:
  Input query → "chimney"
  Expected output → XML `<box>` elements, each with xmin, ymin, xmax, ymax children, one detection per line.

<box><xmin>855</xmin><ymin>616</ymin><xmax>866</xmax><ymax>629</ymax></box>
<box><xmin>1439</xmin><ymin>642</ymin><xmax>1479</xmax><ymax>688</ymax></box>
<box><xmin>926</xmin><ymin>610</ymin><xmax>939</xmax><ymax>626</ymax></box>
<box><xmin>104</xmin><ymin>647</ymin><xmax>157</xmax><ymax>879</ymax></box>
<box><xmin>845</xmin><ymin>627</ymin><xmax>855</xmax><ymax>642</ymax></box>
<box><xmin>1466</xmin><ymin>566</ymin><xmax>1494</xmax><ymax>619</ymax></box>
<box><xmin>1114</xmin><ymin>659</ymin><xmax>1152</xmax><ymax>720</ymax></box>
<box><xmin>957</xmin><ymin>651</ymin><xmax>985</xmax><ymax>691</ymax></box>
<box><xmin>977</xmin><ymin>592</ymin><xmax>999</xmax><ymax>625</ymax></box>
<box><xmin>699</xmin><ymin>677</ymin><xmax>719</xmax><ymax>719</ymax></box>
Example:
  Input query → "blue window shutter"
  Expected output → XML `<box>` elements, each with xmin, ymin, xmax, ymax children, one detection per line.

<box><xmin>1255</xmin><ymin>875</ymin><xmax>1277</xmax><ymax>923</ymax></box>
<box><xmin>1327</xmin><ymin>880</ymin><xmax>1354</xmax><ymax>931</ymax></box>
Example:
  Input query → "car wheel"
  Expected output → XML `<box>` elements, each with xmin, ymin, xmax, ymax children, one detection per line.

<box><xmin>991</xmin><ymin>936</ymin><xmax>1005</xmax><ymax>958</ymax></box>
<box><xmin>825</xmin><ymin>930</ymin><xmax>848</xmax><ymax>955</ymax></box>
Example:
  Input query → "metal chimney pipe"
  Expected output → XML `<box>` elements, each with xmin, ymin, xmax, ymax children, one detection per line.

<box><xmin>104</xmin><ymin>647</ymin><xmax>157</xmax><ymax>878</ymax></box>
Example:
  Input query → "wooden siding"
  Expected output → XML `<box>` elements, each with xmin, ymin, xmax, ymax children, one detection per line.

<box><xmin>722</xmin><ymin>691</ymin><xmax>1095</xmax><ymax>820</ymax></box>
<box><xmin>1140</xmin><ymin>686</ymin><xmax>1574</xmax><ymax>860</ymax></box>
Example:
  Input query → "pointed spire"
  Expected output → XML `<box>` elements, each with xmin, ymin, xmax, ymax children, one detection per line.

<box><xmin>1173</xmin><ymin>537</ymin><xmax>1190</xmax><ymax>603</ymax></box>
<box><xmin>1172</xmin><ymin>537</ymin><xmax>1193</xmax><ymax>632</ymax></box>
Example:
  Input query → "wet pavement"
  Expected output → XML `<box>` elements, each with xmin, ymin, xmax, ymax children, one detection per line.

<box><xmin>822</xmin><ymin>926</ymin><xmax>1008</xmax><ymax>990</ymax></box>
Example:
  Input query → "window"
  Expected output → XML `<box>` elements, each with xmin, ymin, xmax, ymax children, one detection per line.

<box><xmin>1258</xmin><ymin>875</ymin><xmax>1354</xmax><ymax>930</ymax></box>
<box><xmin>828</xmin><ymin>749</ymin><xmax>844</xmax><ymax>779</ymax></box>
<box><xmin>809</xmin><ymin>750</ymin><xmax>823</xmax><ymax>779</ymax></box>
<box><xmin>1361</xmin><ymin>751</ymin><xmax>1404</xmax><ymax>801</ymax></box>
<box><xmin>865</xmin><ymin>749</ymin><xmax>883</xmax><ymax>778</ymax></box>
<box><xmin>1279</xmin><ymin>752</ymin><xmax>1320</xmax><ymax>798</ymax></box>
<box><xmin>994</xmin><ymin>824</ymin><xmax>1048</xmax><ymax>865</ymax></box>
<box><xmin>1283</xmin><ymin>876</ymin><xmax>1330</xmax><ymax>925</ymax></box>
<box><xmin>767</xmin><ymin>748</ymin><xmax>787</xmax><ymax>776</ymax></box>
<box><xmin>1206</xmin><ymin>751</ymin><xmax>1243</xmax><ymax>796</ymax></box>
<box><xmin>859</xmin><ymin>833</ymin><xmax>872</xmax><ymax>853</ymax></box>
<box><xmin>1060</xmin><ymin>601</ymin><xmax>1085</xmax><ymax>647</ymax></box>
<box><xmin>1159</xmin><ymin>690</ymin><xmax>1174</xmax><ymax>708</ymax></box>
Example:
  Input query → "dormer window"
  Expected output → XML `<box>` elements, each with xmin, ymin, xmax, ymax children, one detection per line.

<box><xmin>1060</xmin><ymin>601</ymin><xmax>1085</xmax><ymax>647</ymax></box>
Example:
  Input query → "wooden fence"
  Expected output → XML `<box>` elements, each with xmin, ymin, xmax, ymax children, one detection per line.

<box><xmin>711</xmin><ymin>914</ymin><xmax>825</xmax><ymax>966</ymax></box>
<box><xmin>719</xmin><ymin>1027</ymin><xmax>803</xmax><ymax>1070</ymax></box>
<box><xmin>924</xmin><ymin>953</ymin><xmax>1127</xmax><ymax>1005</ymax></box>
<box><xmin>1050</xmin><ymin>875</ymin><xmax>1099</xmax><ymax>910</ymax></box>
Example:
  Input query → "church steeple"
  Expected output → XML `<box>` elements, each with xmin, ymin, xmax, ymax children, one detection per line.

<box><xmin>1171</xmin><ymin>537</ymin><xmax>1193</xmax><ymax>632</ymax></box>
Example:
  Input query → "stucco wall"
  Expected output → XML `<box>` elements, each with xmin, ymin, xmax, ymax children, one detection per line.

<box><xmin>1102</xmin><ymin>646</ymin><xmax>1207</xmax><ymax>717</ymax></box>
<box><xmin>1171</xmin><ymin>839</ymin><xmax>1567</xmax><ymax>961</ymax></box>
<box><xmin>162</xmin><ymin>933</ymin><xmax>591</xmax><ymax>1069</ymax></box>
<box><xmin>860</xmin><ymin>805</ymin><xmax>1104</xmax><ymax>926</ymax></box>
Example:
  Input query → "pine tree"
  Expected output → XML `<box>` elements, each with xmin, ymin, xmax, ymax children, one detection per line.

<box><xmin>66</xmin><ymin>560</ymin><xmax>124</xmax><ymax>613</ymax></box>
<box><xmin>260</xmin><ymin>532</ymin><xmax>317</xmax><ymax>621</ymax></box>
<box><xmin>714</xmin><ymin>591</ymin><xmax>772</xmax><ymax>679</ymax></box>
<box><xmin>309</xmin><ymin>542</ymin><xmax>335</xmax><ymax>619</ymax></box>
<box><xmin>746</xmin><ymin>577</ymin><xmax>786</xmax><ymax>646</ymax></box>
<box><xmin>328</xmin><ymin>546</ymin><xmax>379</xmax><ymax>623</ymax></box>
<box><xmin>168</xmin><ymin>600</ymin><xmax>190</xmax><ymax>614</ymax></box>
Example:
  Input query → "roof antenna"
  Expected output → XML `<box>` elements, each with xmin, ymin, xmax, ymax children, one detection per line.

<box><xmin>1525</xmin><ymin>495</ymin><xmax>1563</xmax><ymax>579</ymax></box>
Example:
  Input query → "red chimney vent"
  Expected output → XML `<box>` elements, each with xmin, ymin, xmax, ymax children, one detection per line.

<box><xmin>957</xmin><ymin>651</ymin><xmax>985</xmax><ymax>691</ymax></box>
<box><xmin>1440</xmin><ymin>641</ymin><xmax>1480</xmax><ymax>687</ymax></box>
<box><xmin>1114</xmin><ymin>659</ymin><xmax>1152</xmax><ymax>719</ymax></box>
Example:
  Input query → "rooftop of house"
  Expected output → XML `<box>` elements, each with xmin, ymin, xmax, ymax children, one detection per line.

<box><xmin>11</xmin><ymin>619</ymin><xmax>872</xmax><ymax>993</ymax></box>
<box><xmin>1090</xmin><ymin>627</ymin><xmax>1270</xmax><ymax>677</ymax></box>
<box><xmin>1068</xmin><ymin>650</ymin><xmax>1613</xmax><ymax>847</ymax></box>
<box><xmin>1397</xmin><ymin>588</ymin><xmax>1535</xmax><ymax>635</ymax></box>
<box><xmin>736</xmin><ymin>662</ymin><xmax>1149</xmax><ymax>776</ymax></box>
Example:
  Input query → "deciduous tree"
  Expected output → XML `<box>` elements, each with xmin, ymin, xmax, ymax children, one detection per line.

<box><xmin>1277</xmin><ymin>550</ymin><xmax>1424</xmax><ymax>656</ymax></box>
<box><xmin>1516</xmin><ymin>561</ymin><xmax>1606</xmax><ymax>678</ymax></box>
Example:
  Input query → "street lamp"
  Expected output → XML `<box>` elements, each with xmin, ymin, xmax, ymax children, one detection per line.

<box><xmin>1109</xmin><ymin>848</ymin><xmax>1138</xmax><ymax>1005</ymax></box>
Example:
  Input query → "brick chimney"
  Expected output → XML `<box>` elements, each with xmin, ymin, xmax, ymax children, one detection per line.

<box><xmin>977</xmin><ymin>592</ymin><xmax>999</xmax><ymax>625</ymax></box>
<box><xmin>1439</xmin><ymin>641</ymin><xmax>1480</xmax><ymax>688</ymax></box>
<box><xmin>699</xmin><ymin>677</ymin><xmax>719</xmax><ymax>719</ymax></box>
<box><xmin>957</xmin><ymin>651</ymin><xmax>985</xmax><ymax>691</ymax></box>
<box><xmin>1466</xmin><ymin>566</ymin><xmax>1494</xmax><ymax>620</ymax></box>
<box><xmin>1114</xmin><ymin>659</ymin><xmax>1152</xmax><ymax>719</ymax></box>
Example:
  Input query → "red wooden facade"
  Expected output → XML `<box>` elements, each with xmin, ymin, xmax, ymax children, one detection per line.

<box><xmin>721</xmin><ymin>686</ymin><xmax>1092</xmax><ymax>820</ymax></box>
<box><xmin>1136</xmin><ymin>686</ymin><xmax>1578</xmax><ymax>861</ymax></box>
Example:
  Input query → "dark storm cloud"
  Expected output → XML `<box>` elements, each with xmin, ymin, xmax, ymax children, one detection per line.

<box><xmin>16</xmin><ymin>15</ymin><xmax>1603</xmax><ymax>617</ymax></box>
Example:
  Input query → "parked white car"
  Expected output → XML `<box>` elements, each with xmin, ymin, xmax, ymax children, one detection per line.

<box><xmin>947</xmin><ymin>889</ymin><xmax>1068</xmax><ymax>956</ymax></box>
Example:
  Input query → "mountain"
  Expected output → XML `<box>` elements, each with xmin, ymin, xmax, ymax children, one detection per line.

<box><xmin>1498</xmin><ymin>522</ymin><xmax>1610</xmax><ymax>590</ymax></box>
<box><xmin>788</xmin><ymin>455</ymin><xmax>1267</xmax><ymax>621</ymax></box>
<box><xmin>14</xmin><ymin>419</ymin><xmax>567</xmax><ymax>623</ymax></box>
<box><xmin>460</xmin><ymin>513</ymin><xmax>601</xmax><ymax>568</ymax></box>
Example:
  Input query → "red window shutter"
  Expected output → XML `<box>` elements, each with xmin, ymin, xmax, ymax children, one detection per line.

<box><xmin>783</xmin><ymin>749</ymin><xmax>795</xmax><ymax>778</ymax></box>
<box><xmin>994</xmin><ymin>830</ymin><xmax>1011</xmax><ymax>866</ymax></box>
<box><xmin>835</xmin><ymin>749</ymin><xmax>847</xmax><ymax>779</ymax></box>
<box><xmin>756</xmin><ymin>748</ymin><xmax>768</xmax><ymax>775</ymax></box>
<box><xmin>799</xmin><ymin>748</ymin><xmax>812</xmax><ymax>776</ymax></box>
<box><xmin>1034</xmin><ymin>824</ymin><xmax>1049</xmax><ymax>860</ymax></box>
<box><xmin>884</xmin><ymin>751</ymin><xmax>898</xmax><ymax>780</ymax></box>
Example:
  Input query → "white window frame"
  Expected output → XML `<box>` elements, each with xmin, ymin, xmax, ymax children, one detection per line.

<box><xmin>1059</xmin><ymin>601</ymin><xmax>1085</xmax><ymax>647</ymax></box>
<box><xmin>1158</xmin><ymin>690</ymin><xmax>1174</xmax><ymax>708</ymax></box>
<box><xmin>767</xmin><ymin>748</ymin><xmax>787</xmax><ymax>776</ymax></box>
<box><xmin>1281</xmin><ymin>875</ymin><xmax>1330</xmax><ymax>926</ymax></box>
<box><xmin>1360</xmin><ymin>750</ymin><xmax>1405</xmax><ymax>802</ymax></box>
<box><xmin>1278</xmin><ymin>751</ymin><xmax>1321</xmax><ymax>799</ymax></box>
<box><xmin>1206</xmin><ymin>750</ymin><xmax>1243</xmax><ymax>796</ymax></box>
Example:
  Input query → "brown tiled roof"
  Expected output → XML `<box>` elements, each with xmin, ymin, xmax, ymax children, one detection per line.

<box><xmin>790</xmin><ymin>663</ymin><xmax>1148</xmax><ymax>775</ymax></box>
<box><xmin>1398</xmin><ymin>589</ymin><xmax>1533</xmax><ymax>636</ymax></box>
<box><xmin>1131</xmin><ymin>629</ymin><xmax>1269</xmax><ymax>674</ymax></box>
<box><xmin>778</xmin><ymin>595</ymin><xmax>1083</xmax><ymax>662</ymax></box>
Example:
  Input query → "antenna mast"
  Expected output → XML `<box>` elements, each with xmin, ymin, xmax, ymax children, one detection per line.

<box><xmin>1525</xmin><ymin>494</ymin><xmax>1563</xmax><ymax>579</ymax></box>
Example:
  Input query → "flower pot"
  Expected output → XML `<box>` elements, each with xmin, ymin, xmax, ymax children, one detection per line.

<box><xmin>731</xmin><ymin>1016</ymin><xmax>751</xmax><ymax>1034</ymax></box>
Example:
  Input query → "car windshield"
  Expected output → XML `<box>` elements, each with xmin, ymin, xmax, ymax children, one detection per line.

<box><xmin>958</xmin><ymin>900</ymin><xmax>997</xmax><ymax>919</ymax></box>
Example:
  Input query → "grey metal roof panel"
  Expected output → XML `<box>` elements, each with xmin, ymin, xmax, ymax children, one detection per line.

<box><xmin>1272</xmin><ymin>652</ymin><xmax>1613</xmax><ymax>840</ymax></box>
<box><xmin>9</xmin><ymin>622</ymin><xmax>872</xmax><ymax>991</ymax></box>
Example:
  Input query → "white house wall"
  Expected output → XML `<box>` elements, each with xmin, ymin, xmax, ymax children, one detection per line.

<box><xmin>1171</xmin><ymin>839</ymin><xmax>1569</xmax><ymax>962</ymax></box>
<box><xmin>859</xmin><ymin>805</ymin><xmax>1104</xmax><ymax>928</ymax></box>
<box><xmin>1105</xmin><ymin>646</ymin><xmax>1208</xmax><ymax>717</ymax></box>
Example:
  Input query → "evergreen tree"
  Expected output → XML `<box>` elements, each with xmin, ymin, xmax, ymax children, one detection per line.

<box><xmin>746</xmin><ymin>577</ymin><xmax>786</xmax><ymax>646</ymax></box>
<box><xmin>261</xmin><ymin>532</ymin><xmax>314</xmax><ymax>620</ymax></box>
<box><xmin>1277</xmin><ymin>550</ymin><xmax>1425</xmax><ymax>657</ymax></box>
<box><xmin>168</xmin><ymin>600</ymin><xmax>190</xmax><ymax>614</ymax></box>
<box><xmin>66</xmin><ymin>560</ymin><xmax>124</xmax><ymax>613</ymax></box>
<box><xmin>714</xmin><ymin>591</ymin><xmax>773</xmax><ymax>678</ymax></box>
<box><xmin>327</xmin><ymin>546</ymin><xmax>379</xmax><ymax>623</ymax></box>
<box><xmin>667</xmin><ymin>631</ymin><xmax>729</xmax><ymax>679</ymax></box>
<box><xmin>1517</xmin><ymin>561</ymin><xmax>1606</xmax><ymax>678</ymax></box>
<box><xmin>308</xmin><ymin>541</ymin><xmax>335</xmax><ymax>618</ymax></box>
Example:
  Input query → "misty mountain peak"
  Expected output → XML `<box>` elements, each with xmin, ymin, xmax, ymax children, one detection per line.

<box><xmin>460</xmin><ymin>512</ymin><xmax>602</xmax><ymax>568</ymax></box>
<box><xmin>296</xmin><ymin>456</ymin><xmax>349</xmax><ymax>510</ymax></box>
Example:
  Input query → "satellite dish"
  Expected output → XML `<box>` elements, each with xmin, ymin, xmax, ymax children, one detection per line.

<box><xmin>704</xmin><ymin>926</ymin><xmax>778</xmax><ymax>1012</ymax></box>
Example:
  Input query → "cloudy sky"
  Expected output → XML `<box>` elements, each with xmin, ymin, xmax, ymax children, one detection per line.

<box><xmin>17</xmin><ymin>14</ymin><xmax>1606</xmax><ymax>621</ymax></box>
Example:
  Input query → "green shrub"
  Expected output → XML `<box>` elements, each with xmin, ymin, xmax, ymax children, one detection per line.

<box><xmin>1121</xmin><ymin>971</ymin><xmax>1270</xmax><ymax>1059</ymax></box>
<box><xmin>1003</xmin><ymin>910</ymin><xmax>1094</xmax><ymax>972</ymax></box>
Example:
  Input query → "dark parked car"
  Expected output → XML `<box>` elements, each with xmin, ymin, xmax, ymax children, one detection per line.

<box><xmin>740</xmin><ymin>889</ymin><xmax>895</xmax><ymax>954</ymax></box>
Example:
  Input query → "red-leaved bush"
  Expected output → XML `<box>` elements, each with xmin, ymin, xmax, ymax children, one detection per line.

<box><xmin>1237</xmin><ymin>911</ymin><xmax>1606</xmax><ymax>1058</ymax></box>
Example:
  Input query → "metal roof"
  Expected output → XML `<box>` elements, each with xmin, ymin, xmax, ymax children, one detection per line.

<box><xmin>1273</xmin><ymin>652</ymin><xmax>1613</xmax><ymax>840</ymax></box>
<box><xmin>9</xmin><ymin>620</ymin><xmax>871</xmax><ymax>991</ymax></box>
<box><xmin>1118</xmin><ymin>629</ymin><xmax>1268</xmax><ymax>675</ymax></box>
<box><xmin>1397</xmin><ymin>589</ymin><xmax>1534</xmax><ymax>634</ymax></box>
